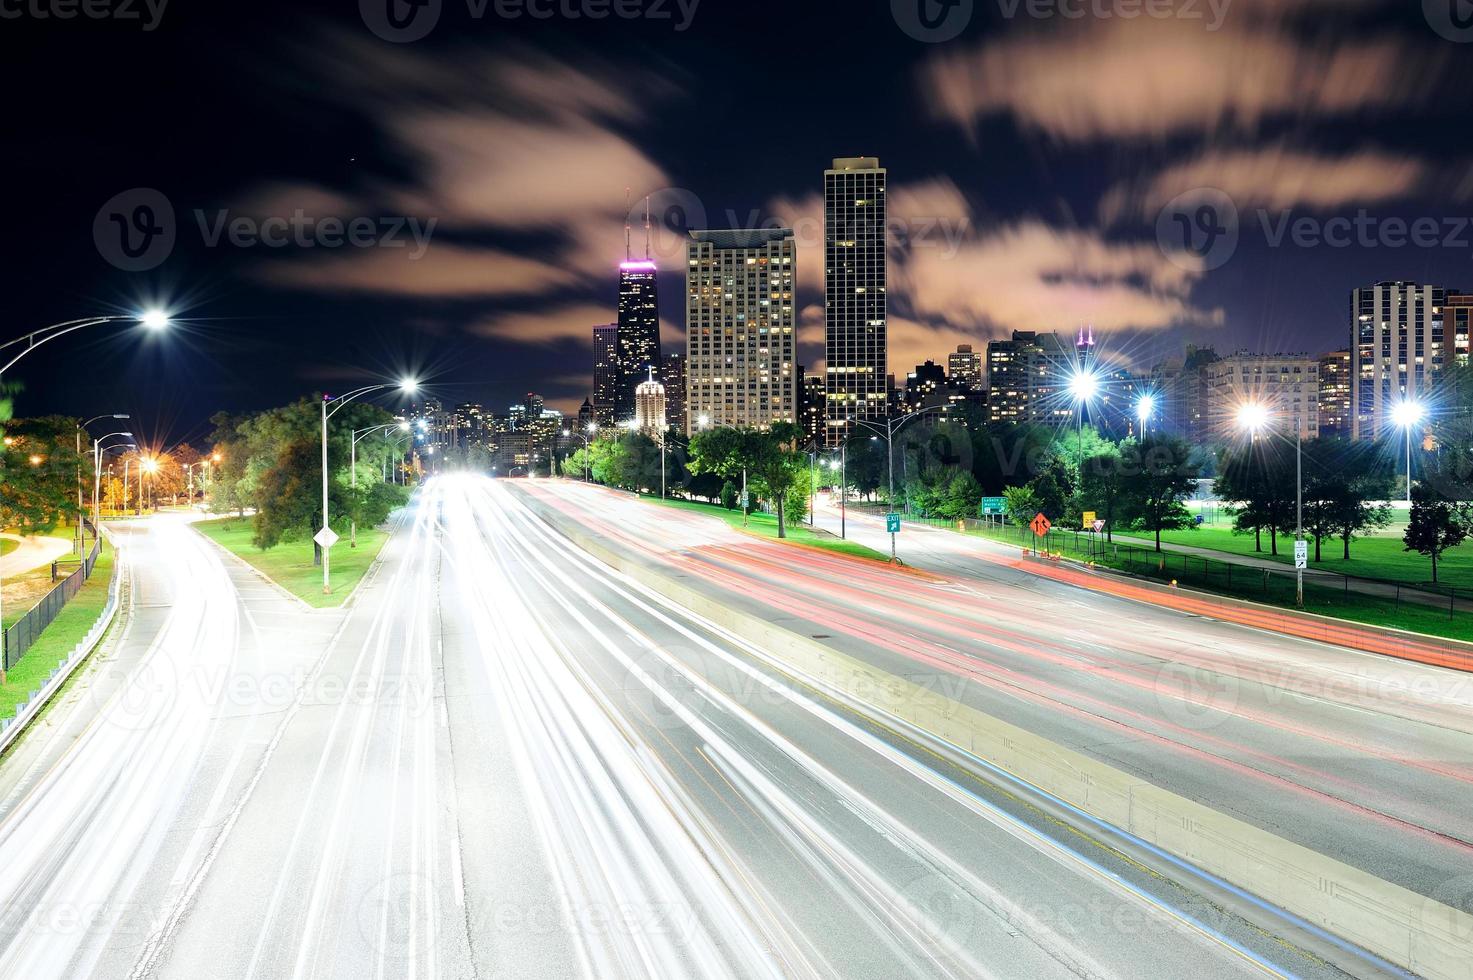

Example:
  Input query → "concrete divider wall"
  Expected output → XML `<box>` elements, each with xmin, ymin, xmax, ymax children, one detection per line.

<box><xmin>517</xmin><ymin>490</ymin><xmax>1473</xmax><ymax>980</ymax></box>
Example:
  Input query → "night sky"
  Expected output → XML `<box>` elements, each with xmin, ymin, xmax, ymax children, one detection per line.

<box><xmin>6</xmin><ymin>0</ymin><xmax>1472</xmax><ymax>449</ymax></box>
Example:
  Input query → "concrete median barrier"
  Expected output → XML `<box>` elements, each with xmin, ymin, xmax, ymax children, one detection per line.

<box><xmin>513</xmin><ymin>486</ymin><xmax>1473</xmax><ymax>980</ymax></box>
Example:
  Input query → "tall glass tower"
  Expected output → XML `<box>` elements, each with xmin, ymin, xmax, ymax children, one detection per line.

<box><xmin>616</xmin><ymin>260</ymin><xmax>662</xmax><ymax>424</ymax></box>
<box><xmin>823</xmin><ymin>157</ymin><xmax>887</xmax><ymax>446</ymax></box>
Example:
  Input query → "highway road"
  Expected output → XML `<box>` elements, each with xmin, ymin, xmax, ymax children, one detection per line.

<box><xmin>0</xmin><ymin>477</ymin><xmax>1457</xmax><ymax>977</ymax></box>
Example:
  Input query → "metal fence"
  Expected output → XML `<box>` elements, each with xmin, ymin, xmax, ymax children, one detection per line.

<box><xmin>3</xmin><ymin>532</ymin><xmax>103</xmax><ymax>670</ymax></box>
<box><xmin>958</xmin><ymin>521</ymin><xmax>1471</xmax><ymax>622</ymax></box>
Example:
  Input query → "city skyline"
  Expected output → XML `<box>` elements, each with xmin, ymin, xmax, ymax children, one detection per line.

<box><xmin>9</xmin><ymin>1</ymin><xmax>1473</xmax><ymax>445</ymax></box>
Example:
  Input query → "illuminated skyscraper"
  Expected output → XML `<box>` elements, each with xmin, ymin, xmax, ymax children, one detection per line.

<box><xmin>685</xmin><ymin>228</ymin><xmax>798</xmax><ymax>432</ymax></box>
<box><xmin>823</xmin><ymin>156</ymin><xmax>887</xmax><ymax>445</ymax></box>
<box><xmin>593</xmin><ymin>323</ymin><xmax>617</xmax><ymax>427</ymax></box>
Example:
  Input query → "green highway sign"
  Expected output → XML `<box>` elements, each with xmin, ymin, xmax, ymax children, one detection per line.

<box><xmin>980</xmin><ymin>497</ymin><xmax>1007</xmax><ymax>516</ymax></box>
<box><xmin>886</xmin><ymin>514</ymin><xmax>902</xmax><ymax>533</ymax></box>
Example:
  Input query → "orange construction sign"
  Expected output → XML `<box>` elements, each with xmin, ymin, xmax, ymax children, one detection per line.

<box><xmin>1030</xmin><ymin>513</ymin><xmax>1052</xmax><ymax>537</ymax></box>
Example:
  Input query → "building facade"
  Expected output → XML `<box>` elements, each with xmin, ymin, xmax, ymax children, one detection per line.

<box><xmin>985</xmin><ymin>330</ymin><xmax>1073</xmax><ymax>424</ymax></box>
<box><xmin>592</xmin><ymin>323</ymin><xmax>617</xmax><ymax>428</ymax></box>
<box><xmin>616</xmin><ymin>261</ymin><xmax>661</xmax><ymax>424</ymax></box>
<box><xmin>1205</xmin><ymin>352</ymin><xmax>1320</xmax><ymax>440</ymax></box>
<box><xmin>662</xmin><ymin>352</ymin><xmax>687</xmax><ymax>436</ymax></box>
<box><xmin>1351</xmin><ymin>281</ymin><xmax>1448</xmax><ymax>441</ymax></box>
<box><xmin>948</xmin><ymin>344</ymin><xmax>982</xmax><ymax>390</ymax></box>
<box><xmin>1318</xmin><ymin>350</ymin><xmax>1352</xmax><ymax>438</ymax></box>
<box><xmin>823</xmin><ymin>157</ymin><xmax>888</xmax><ymax>445</ymax></box>
<box><xmin>634</xmin><ymin>369</ymin><xmax>667</xmax><ymax>436</ymax></box>
<box><xmin>684</xmin><ymin>228</ymin><xmax>798</xmax><ymax>433</ymax></box>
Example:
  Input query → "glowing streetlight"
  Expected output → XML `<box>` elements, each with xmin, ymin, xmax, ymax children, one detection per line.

<box><xmin>1236</xmin><ymin>401</ymin><xmax>1270</xmax><ymax>436</ymax></box>
<box><xmin>140</xmin><ymin>309</ymin><xmax>171</xmax><ymax>330</ymax></box>
<box><xmin>1067</xmin><ymin>369</ymin><xmax>1099</xmax><ymax>404</ymax></box>
<box><xmin>1235</xmin><ymin>400</ymin><xmax>1304</xmax><ymax>608</ymax></box>
<box><xmin>1136</xmin><ymin>393</ymin><xmax>1157</xmax><ymax>434</ymax></box>
<box><xmin>1391</xmin><ymin>399</ymin><xmax>1427</xmax><ymax>506</ymax></box>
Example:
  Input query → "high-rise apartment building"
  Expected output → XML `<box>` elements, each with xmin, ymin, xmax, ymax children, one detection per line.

<box><xmin>1206</xmin><ymin>352</ymin><xmax>1320</xmax><ymax>440</ymax></box>
<box><xmin>1444</xmin><ymin>293</ymin><xmax>1473</xmax><ymax>369</ymax></box>
<box><xmin>616</xmin><ymin>260</ymin><xmax>661</xmax><ymax>424</ymax></box>
<box><xmin>592</xmin><ymin>323</ymin><xmax>617</xmax><ymax>428</ymax></box>
<box><xmin>800</xmin><ymin>371</ymin><xmax>825</xmax><ymax>446</ymax></box>
<box><xmin>985</xmin><ymin>330</ymin><xmax>1073</xmax><ymax>424</ymax></box>
<box><xmin>634</xmin><ymin>368</ymin><xmax>667</xmax><ymax>436</ymax></box>
<box><xmin>948</xmin><ymin>344</ymin><xmax>982</xmax><ymax>389</ymax></box>
<box><xmin>1150</xmin><ymin>346</ymin><xmax>1220</xmax><ymax>444</ymax></box>
<box><xmin>662</xmin><ymin>352</ymin><xmax>687</xmax><ymax>435</ymax></box>
<box><xmin>1318</xmin><ymin>350</ymin><xmax>1352</xmax><ymax>438</ymax></box>
<box><xmin>903</xmin><ymin>360</ymin><xmax>947</xmax><ymax>413</ymax></box>
<box><xmin>1351</xmin><ymin>281</ymin><xmax>1450</xmax><ymax>440</ymax></box>
<box><xmin>685</xmin><ymin>228</ymin><xmax>798</xmax><ymax>432</ymax></box>
<box><xmin>823</xmin><ymin>157</ymin><xmax>887</xmax><ymax>445</ymax></box>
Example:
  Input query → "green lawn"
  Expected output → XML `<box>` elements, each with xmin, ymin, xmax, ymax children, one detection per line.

<box><xmin>647</xmin><ymin>497</ymin><xmax>892</xmax><ymax>564</ymax></box>
<box><xmin>970</xmin><ymin>523</ymin><xmax>1473</xmax><ymax>643</ymax></box>
<box><xmin>0</xmin><ymin>542</ymin><xmax>116</xmax><ymax>719</ymax></box>
<box><xmin>0</xmin><ymin>540</ymin><xmax>16</xmax><ymax>558</ymax></box>
<box><xmin>1139</xmin><ymin>526</ymin><xmax>1473</xmax><ymax>591</ymax></box>
<box><xmin>194</xmin><ymin>518</ymin><xmax>392</xmax><ymax>608</ymax></box>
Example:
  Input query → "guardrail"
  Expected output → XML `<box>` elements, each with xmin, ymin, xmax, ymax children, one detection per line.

<box><xmin>0</xmin><ymin>529</ymin><xmax>123</xmax><ymax>755</ymax></box>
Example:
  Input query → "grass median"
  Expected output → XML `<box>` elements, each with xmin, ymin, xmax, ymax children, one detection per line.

<box><xmin>646</xmin><ymin>496</ymin><xmax>891</xmax><ymax>564</ymax></box>
<box><xmin>0</xmin><ymin>540</ymin><xmax>16</xmax><ymax>558</ymax></box>
<box><xmin>0</xmin><ymin>541</ymin><xmax>115</xmax><ymax>719</ymax></box>
<box><xmin>194</xmin><ymin>518</ymin><xmax>391</xmax><ymax>608</ymax></box>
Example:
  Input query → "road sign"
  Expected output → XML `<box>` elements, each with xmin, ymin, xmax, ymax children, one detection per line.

<box><xmin>1081</xmin><ymin>511</ymin><xmax>1097</xmax><ymax>529</ymax></box>
<box><xmin>1091</xmin><ymin>520</ymin><xmax>1106</xmax><ymax>533</ymax></box>
<box><xmin>314</xmin><ymin>527</ymin><xmax>339</xmax><ymax>550</ymax></box>
<box><xmin>738</xmin><ymin>491</ymin><xmax>749</xmax><ymax>509</ymax></box>
<box><xmin>1030</xmin><ymin>513</ymin><xmax>1052</xmax><ymax>537</ymax></box>
<box><xmin>980</xmin><ymin>497</ymin><xmax>1007</xmax><ymax>516</ymax></box>
<box><xmin>1294</xmin><ymin>540</ymin><xmax>1308</xmax><ymax>570</ymax></box>
<box><xmin>886</xmin><ymin>514</ymin><xmax>901</xmax><ymax>534</ymax></box>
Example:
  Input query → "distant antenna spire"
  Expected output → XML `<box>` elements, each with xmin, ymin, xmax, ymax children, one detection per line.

<box><xmin>644</xmin><ymin>195</ymin><xmax>652</xmax><ymax>260</ymax></box>
<box><xmin>624</xmin><ymin>187</ymin><xmax>632</xmax><ymax>261</ymax></box>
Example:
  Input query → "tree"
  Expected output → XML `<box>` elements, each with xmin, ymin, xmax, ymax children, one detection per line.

<box><xmin>935</xmin><ymin>470</ymin><xmax>984</xmax><ymax>522</ymax></box>
<box><xmin>1326</xmin><ymin>441</ymin><xmax>1394</xmax><ymax>560</ymax></box>
<box><xmin>1080</xmin><ymin>442</ymin><xmax>1128</xmax><ymax>542</ymax></box>
<box><xmin>687</xmin><ymin>471</ymin><xmax>724</xmax><ymax>504</ymax></box>
<box><xmin>1215</xmin><ymin>441</ymin><xmax>1295</xmax><ymax>555</ymax></box>
<box><xmin>1003</xmin><ymin>485</ymin><xmax>1041</xmax><ymax>530</ymax></box>
<box><xmin>1026</xmin><ymin>455</ymin><xmax>1075</xmax><ymax>523</ymax></box>
<box><xmin>1123</xmin><ymin>436</ymin><xmax>1199</xmax><ymax>552</ymax></box>
<box><xmin>744</xmin><ymin>423</ymin><xmax>808</xmax><ymax>538</ymax></box>
<box><xmin>1403</xmin><ymin>484</ymin><xmax>1470</xmax><ymax>584</ymax></box>
<box><xmin>719</xmin><ymin>480</ymin><xmax>739</xmax><ymax>511</ymax></box>
<box><xmin>0</xmin><ymin>416</ymin><xmax>80</xmax><ymax>532</ymax></box>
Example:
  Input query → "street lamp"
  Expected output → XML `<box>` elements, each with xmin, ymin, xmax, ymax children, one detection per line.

<box><xmin>76</xmin><ymin>414</ymin><xmax>129</xmax><ymax>553</ymax></box>
<box><xmin>1236</xmin><ymin>400</ymin><xmax>1304</xmax><ymax>609</ymax></box>
<box><xmin>320</xmin><ymin>379</ymin><xmax>417</xmax><ymax>594</ymax></box>
<box><xmin>1067</xmin><ymin>368</ymin><xmax>1101</xmax><ymax>480</ymax></box>
<box><xmin>91</xmin><ymin>431</ymin><xmax>132</xmax><ymax>528</ymax></box>
<box><xmin>1390</xmin><ymin>399</ymin><xmax>1427</xmax><ymax>507</ymax></box>
<box><xmin>0</xmin><ymin>313</ymin><xmax>166</xmax><ymax>656</ymax></box>
<box><xmin>826</xmin><ymin>445</ymin><xmax>848</xmax><ymax>540</ymax></box>
<box><xmin>853</xmin><ymin>406</ymin><xmax>946</xmax><ymax>563</ymax></box>
<box><xmin>1136</xmin><ymin>394</ymin><xmax>1157</xmax><ymax>437</ymax></box>
<box><xmin>348</xmin><ymin>422</ymin><xmax>410</xmax><ymax>547</ymax></box>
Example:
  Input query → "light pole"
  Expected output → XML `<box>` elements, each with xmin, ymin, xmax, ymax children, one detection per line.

<box><xmin>76</xmin><ymin>415</ymin><xmax>129</xmax><ymax>552</ymax></box>
<box><xmin>320</xmin><ymin>381</ymin><xmax>417</xmax><ymax>593</ymax></box>
<box><xmin>1135</xmin><ymin>394</ymin><xmax>1156</xmax><ymax>439</ymax></box>
<box><xmin>854</xmin><ymin>406</ymin><xmax>945</xmax><ymax>563</ymax></box>
<box><xmin>826</xmin><ymin>441</ymin><xmax>848</xmax><ymax>539</ymax></box>
<box><xmin>1067</xmin><ymin>368</ymin><xmax>1100</xmax><ymax>483</ymax></box>
<box><xmin>697</xmin><ymin>415</ymin><xmax>748</xmax><ymax>526</ymax></box>
<box><xmin>565</xmin><ymin>426</ymin><xmax>595</xmax><ymax>482</ymax></box>
<box><xmin>92</xmin><ymin>433</ymin><xmax>133</xmax><ymax>528</ymax></box>
<box><xmin>139</xmin><ymin>455</ymin><xmax>158</xmax><ymax>515</ymax></box>
<box><xmin>349</xmin><ymin>422</ymin><xmax>410</xmax><ymax>547</ymax></box>
<box><xmin>1237</xmin><ymin>401</ymin><xmax>1302</xmax><ymax>609</ymax></box>
<box><xmin>1391</xmin><ymin>399</ymin><xmax>1427</xmax><ymax>507</ymax></box>
<box><xmin>0</xmin><ymin>312</ymin><xmax>165</xmax><ymax>657</ymax></box>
